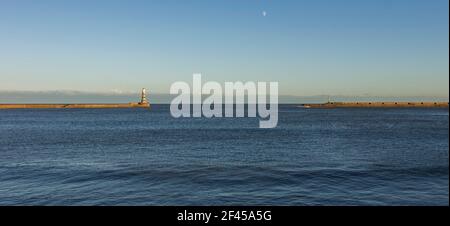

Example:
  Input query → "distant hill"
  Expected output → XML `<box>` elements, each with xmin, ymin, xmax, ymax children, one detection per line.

<box><xmin>0</xmin><ymin>90</ymin><xmax>448</xmax><ymax>104</ymax></box>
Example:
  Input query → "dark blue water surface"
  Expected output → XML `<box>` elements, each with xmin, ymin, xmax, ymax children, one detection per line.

<box><xmin>0</xmin><ymin>105</ymin><xmax>448</xmax><ymax>205</ymax></box>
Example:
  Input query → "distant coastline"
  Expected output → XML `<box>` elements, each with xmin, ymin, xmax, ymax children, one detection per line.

<box><xmin>0</xmin><ymin>90</ymin><xmax>448</xmax><ymax>104</ymax></box>
<box><xmin>0</xmin><ymin>89</ymin><xmax>151</xmax><ymax>109</ymax></box>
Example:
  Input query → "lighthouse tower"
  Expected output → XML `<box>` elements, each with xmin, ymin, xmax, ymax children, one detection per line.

<box><xmin>140</xmin><ymin>88</ymin><xmax>148</xmax><ymax>104</ymax></box>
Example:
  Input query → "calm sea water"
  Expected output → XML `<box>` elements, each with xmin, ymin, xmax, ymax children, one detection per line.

<box><xmin>0</xmin><ymin>105</ymin><xmax>448</xmax><ymax>205</ymax></box>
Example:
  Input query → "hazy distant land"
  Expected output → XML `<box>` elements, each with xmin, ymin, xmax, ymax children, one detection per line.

<box><xmin>0</xmin><ymin>91</ymin><xmax>448</xmax><ymax>104</ymax></box>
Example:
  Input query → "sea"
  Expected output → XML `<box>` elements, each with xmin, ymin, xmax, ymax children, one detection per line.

<box><xmin>0</xmin><ymin>105</ymin><xmax>448</xmax><ymax>205</ymax></box>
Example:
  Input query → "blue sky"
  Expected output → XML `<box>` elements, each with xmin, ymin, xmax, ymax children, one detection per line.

<box><xmin>0</xmin><ymin>0</ymin><xmax>448</xmax><ymax>97</ymax></box>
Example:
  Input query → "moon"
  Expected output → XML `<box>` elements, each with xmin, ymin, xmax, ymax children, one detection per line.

<box><xmin>262</xmin><ymin>11</ymin><xmax>267</xmax><ymax>17</ymax></box>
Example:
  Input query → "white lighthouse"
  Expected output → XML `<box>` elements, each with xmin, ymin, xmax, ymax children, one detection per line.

<box><xmin>140</xmin><ymin>88</ymin><xmax>148</xmax><ymax>104</ymax></box>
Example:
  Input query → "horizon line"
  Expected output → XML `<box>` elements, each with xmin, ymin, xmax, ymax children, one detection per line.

<box><xmin>0</xmin><ymin>90</ymin><xmax>449</xmax><ymax>99</ymax></box>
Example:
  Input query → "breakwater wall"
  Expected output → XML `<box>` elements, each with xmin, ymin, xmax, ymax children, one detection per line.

<box><xmin>302</xmin><ymin>102</ymin><xmax>449</xmax><ymax>108</ymax></box>
<box><xmin>0</xmin><ymin>102</ymin><xmax>150</xmax><ymax>109</ymax></box>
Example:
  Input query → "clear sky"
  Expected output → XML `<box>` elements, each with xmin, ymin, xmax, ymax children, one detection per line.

<box><xmin>0</xmin><ymin>0</ymin><xmax>448</xmax><ymax>97</ymax></box>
